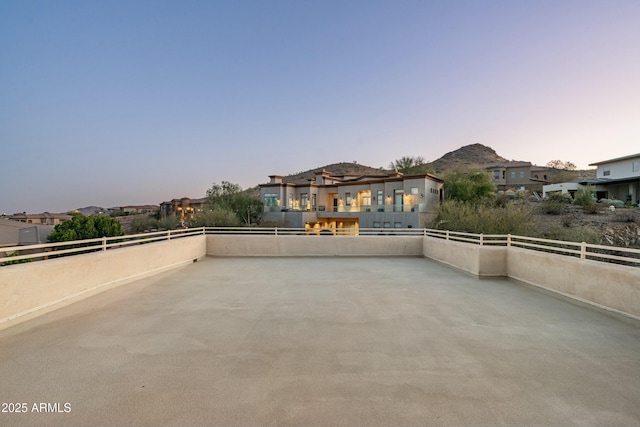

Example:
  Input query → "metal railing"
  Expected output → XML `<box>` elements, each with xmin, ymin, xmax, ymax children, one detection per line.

<box><xmin>0</xmin><ymin>228</ymin><xmax>203</xmax><ymax>265</ymax></box>
<box><xmin>2</xmin><ymin>227</ymin><xmax>639</xmax><ymax>267</ymax></box>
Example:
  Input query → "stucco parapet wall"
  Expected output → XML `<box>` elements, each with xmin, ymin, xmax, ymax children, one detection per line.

<box><xmin>423</xmin><ymin>237</ymin><xmax>507</xmax><ymax>278</ymax></box>
<box><xmin>0</xmin><ymin>235</ymin><xmax>206</xmax><ymax>331</ymax></box>
<box><xmin>507</xmin><ymin>247</ymin><xmax>640</xmax><ymax>319</ymax></box>
<box><xmin>206</xmin><ymin>235</ymin><xmax>424</xmax><ymax>257</ymax></box>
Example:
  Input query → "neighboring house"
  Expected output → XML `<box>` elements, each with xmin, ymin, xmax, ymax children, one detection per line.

<box><xmin>543</xmin><ymin>153</ymin><xmax>640</xmax><ymax>203</ymax></box>
<box><xmin>9</xmin><ymin>212</ymin><xmax>72</xmax><ymax>226</ymax></box>
<box><xmin>159</xmin><ymin>197</ymin><xmax>208</xmax><ymax>222</ymax></box>
<box><xmin>0</xmin><ymin>219</ymin><xmax>54</xmax><ymax>247</ymax></box>
<box><xmin>118</xmin><ymin>205</ymin><xmax>158</xmax><ymax>215</ymax></box>
<box><xmin>259</xmin><ymin>167</ymin><xmax>444</xmax><ymax>233</ymax></box>
<box><xmin>484</xmin><ymin>162</ymin><xmax>550</xmax><ymax>190</ymax></box>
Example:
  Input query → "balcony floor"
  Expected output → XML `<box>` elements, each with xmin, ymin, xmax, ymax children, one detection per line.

<box><xmin>1</xmin><ymin>257</ymin><xmax>640</xmax><ymax>426</ymax></box>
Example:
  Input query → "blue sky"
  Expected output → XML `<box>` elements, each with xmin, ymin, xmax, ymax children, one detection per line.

<box><xmin>1</xmin><ymin>0</ymin><xmax>639</xmax><ymax>214</ymax></box>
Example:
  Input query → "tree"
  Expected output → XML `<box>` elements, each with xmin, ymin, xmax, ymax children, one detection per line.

<box><xmin>546</xmin><ymin>160</ymin><xmax>577</xmax><ymax>170</ymax></box>
<box><xmin>443</xmin><ymin>169</ymin><xmax>495</xmax><ymax>203</ymax></box>
<box><xmin>48</xmin><ymin>215</ymin><xmax>124</xmax><ymax>242</ymax></box>
<box><xmin>389</xmin><ymin>156</ymin><xmax>433</xmax><ymax>174</ymax></box>
<box><xmin>205</xmin><ymin>181</ymin><xmax>263</xmax><ymax>225</ymax></box>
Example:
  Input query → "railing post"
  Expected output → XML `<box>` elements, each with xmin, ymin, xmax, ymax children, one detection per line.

<box><xmin>507</xmin><ymin>234</ymin><xmax>511</xmax><ymax>247</ymax></box>
<box><xmin>102</xmin><ymin>236</ymin><xmax>107</xmax><ymax>251</ymax></box>
<box><xmin>446</xmin><ymin>230</ymin><xmax>449</xmax><ymax>241</ymax></box>
<box><xmin>275</xmin><ymin>227</ymin><xmax>278</xmax><ymax>236</ymax></box>
<box><xmin>202</xmin><ymin>226</ymin><xmax>205</xmax><ymax>235</ymax></box>
<box><xmin>168</xmin><ymin>229</ymin><xmax>171</xmax><ymax>241</ymax></box>
<box><xmin>581</xmin><ymin>242</ymin><xmax>586</xmax><ymax>259</ymax></box>
<box><xmin>480</xmin><ymin>234</ymin><xmax>484</xmax><ymax>246</ymax></box>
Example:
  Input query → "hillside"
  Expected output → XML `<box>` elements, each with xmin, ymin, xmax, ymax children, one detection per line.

<box><xmin>430</xmin><ymin>143</ymin><xmax>512</xmax><ymax>173</ymax></box>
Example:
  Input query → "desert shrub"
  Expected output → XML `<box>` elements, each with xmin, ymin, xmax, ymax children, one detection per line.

<box><xmin>581</xmin><ymin>203</ymin><xmax>604</xmax><ymax>214</ymax></box>
<box><xmin>547</xmin><ymin>192</ymin><xmax>573</xmax><ymax>203</ymax></box>
<box><xmin>612</xmin><ymin>209</ymin><xmax>640</xmax><ymax>223</ymax></box>
<box><xmin>573</xmin><ymin>186</ymin><xmax>596</xmax><ymax>207</ymax></box>
<box><xmin>540</xmin><ymin>226</ymin><xmax>602</xmax><ymax>244</ymax></box>
<box><xmin>256</xmin><ymin>219</ymin><xmax>290</xmax><ymax>228</ymax></box>
<box><xmin>443</xmin><ymin>169</ymin><xmax>495</xmax><ymax>204</ymax></box>
<box><xmin>1</xmin><ymin>252</ymin><xmax>32</xmax><ymax>266</ymax></box>
<box><xmin>429</xmin><ymin>200</ymin><xmax>534</xmax><ymax>235</ymax></box>
<box><xmin>541</xmin><ymin>199</ymin><xmax>566</xmax><ymax>215</ymax></box>
<box><xmin>188</xmin><ymin>207</ymin><xmax>241</xmax><ymax>227</ymax></box>
<box><xmin>131</xmin><ymin>216</ymin><xmax>159</xmax><ymax>233</ymax></box>
<box><xmin>600</xmin><ymin>199</ymin><xmax>625</xmax><ymax>208</ymax></box>
<box><xmin>157</xmin><ymin>215</ymin><xmax>181</xmax><ymax>230</ymax></box>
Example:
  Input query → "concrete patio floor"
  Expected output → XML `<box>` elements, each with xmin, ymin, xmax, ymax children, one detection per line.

<box><xmin>1</xmin><ymin>256</ymin><xmax>639</xmax><ymax>426</ymax></box>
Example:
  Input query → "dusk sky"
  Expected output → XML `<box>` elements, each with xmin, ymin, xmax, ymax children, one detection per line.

<box><xmin>1</xmin><ymin>0</ymin><xmax>639</xmax><ymax>214</ymax></box>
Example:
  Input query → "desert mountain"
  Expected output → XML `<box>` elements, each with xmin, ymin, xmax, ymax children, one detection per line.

<box><xmin>430</xmin><ymin>143</ymin><xmax>519</xmax><ymax>174</ymax></box>
<box><xmin>277</xmin><ymin>144</ymin><xmax>523</xmax><ymax>183</ymax></box>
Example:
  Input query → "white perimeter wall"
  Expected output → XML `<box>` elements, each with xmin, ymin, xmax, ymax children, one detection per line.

<box><xmin>423</xmin><ymin>237</ymin><xmax>640</xmax><ymax>319</ymax></box>
<box><xmin>507</xmin><ymin>247</ymin><xmax>640</xmax><ymax>319</ymax></box>
<box><xmin>206</xmin><ymin>235</ymin><xmax>424</xmax><ymax>257</ymax></box>
<box><xmin>2</xmin><ymin>234</ymin><xmax>639</xmax><ymax>330</ymax></box>
<box><xmin>0</xmin><ymin>236</ymin><xmax>206</xmax><ymax>330</ymax></box>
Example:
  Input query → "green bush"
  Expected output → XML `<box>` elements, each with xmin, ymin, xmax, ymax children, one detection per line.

<box><xmin>1</xmin><ymin>252</ymin><xmax>32</xmax><ymax>267</ymax></box>
<box><xmin>157</xmin><ymin>216</ymin><xmax>181</xmax><ymax>230</ymax></box>
<box><xmin>541</xmin><ymin>200</ymin><xmax>566</xmax><ymax>215</ymax></box>
<box><xmin>48</xmin><ymin>215</ymin><xmax>124</xmax><ymax>242</ymax></box>
<box><xmin>429</xmin><ymin>200</ymin><xmax>534</xmax><ymax>235</ymax></box>
<box><xmin>443</xmin><ymin>169</ymin><xmax>495</xmax><ymax>204</ymax></box>
<box><xmin>187</xmin><ymin>207</ymin><xmax>241</xmax><ymax>227</ymax></box>
<box><xmin>573</xmin><ymin>186</ymin><xmax>596</xmax><ymax>207</ymax></box>
<box><xmin>131</xmin><ymin>216</ymin><xmax>159</xmax><ymax>233</ymax></box>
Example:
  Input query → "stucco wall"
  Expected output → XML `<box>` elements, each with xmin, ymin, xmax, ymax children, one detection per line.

<box><xmin>0</xmin><ymin>235</ymin><xmax>206</xmax><ymax>330</ymax></box>
<box><xmin>207</xmin><ymin>235</ymin><xmax>423</xmax><ymax>257</ymax></box>
<box><xmin>422</xmin><ymin>237</ymin><xmax>507</xmax><ymax>277</ymax></box>
<box><xmin>507</xmin><ymin>247</ymin><xmax>640</xmax><ymax>318</ymax></box>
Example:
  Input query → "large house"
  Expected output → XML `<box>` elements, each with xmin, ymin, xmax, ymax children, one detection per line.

<box><xmin>9</xmin><ymin>212</ymin><xmax>72</xmax><ymax>226</ymax></box>
<box><xmin>118</xmin><ymin>205</ymin><xmax>158</xmax><ymax>215</ymax></box>
<box><xmin>543</xmin><ymin>152</ymin><xmax>640</xmax><ymax>203</ymax></box>
<box><xmin>260</xmin><ymin>165</ymin><xmax>444</xmax><ymax>233</ymax></box>
<box><xmin>159</xmin><ymin>197</ymin><xmax>208</xmax><ymax>223</ymax></box>
<box><xmin>485</xmin><ymin>162</ymin><xmax>550</xmax><ymax>190</ymax></box>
